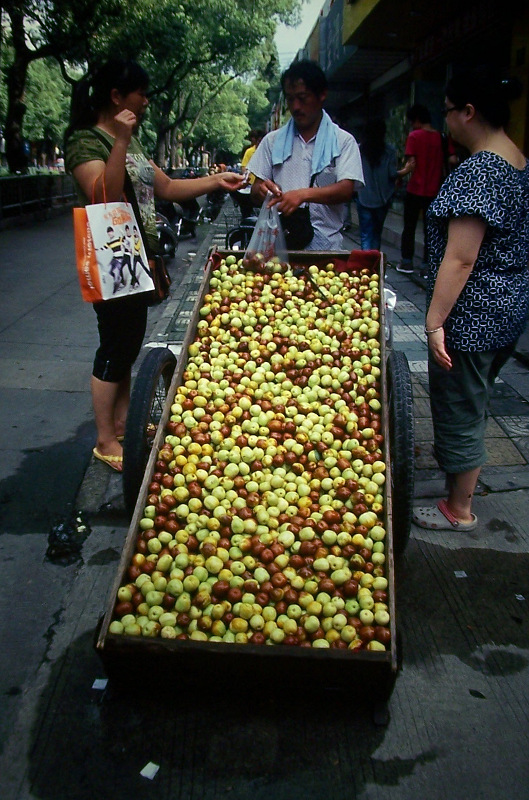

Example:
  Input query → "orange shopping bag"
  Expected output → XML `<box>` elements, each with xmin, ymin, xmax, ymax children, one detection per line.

<box><xmin>73</xmin><ymin>206</ymin><xmax>103</xmax><ymax>302</ymax></box>
<box><xmin>73</xmin><ymin>199</ymin><xmax>154</xmax><ymax>302</ymax></box>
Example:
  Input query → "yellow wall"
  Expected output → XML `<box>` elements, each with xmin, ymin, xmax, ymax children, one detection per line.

<box><xmin>308</xmin><ymin>20</ymin><xmax>320</xmax><ymax>62</ymax></box>
<box><xmin>342</xmin><ymin>0</ymin><xmax>380</xmax><ymax>45</ymax></box>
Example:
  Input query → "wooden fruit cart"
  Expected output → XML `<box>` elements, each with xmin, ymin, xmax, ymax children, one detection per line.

<box><xmin>96</xmin><ymin>248</ymin><xmax>414</xmax><ymax>703</ymax></box>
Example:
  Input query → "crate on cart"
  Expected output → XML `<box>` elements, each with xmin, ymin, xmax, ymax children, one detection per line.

<box><xmin>97</xmin><ymin>248</ymin><xmax>414</xmax><ymax>703</ymax></box>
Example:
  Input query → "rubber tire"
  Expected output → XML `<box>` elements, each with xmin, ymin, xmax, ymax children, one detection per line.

<box><xmin>225</xmin><ymin>226</ymin><xmax>254</xmax><ymax>250</ymax></box>
<box><xmin>386</xmin><ymin>349</ymin><xmax>415</xmax><ymax>555</ymax></box>
<box><xmin>122</xmin><ymin>348</ymin><xmax>177</xmax><ymax>518</ymax></box>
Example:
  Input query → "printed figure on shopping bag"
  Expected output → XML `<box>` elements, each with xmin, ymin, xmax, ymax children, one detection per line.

<box><xmin>121</xmin><ymin>224</ymin><xmax>135</xmax><ymax>286</ymax></box>
<box><xmin>131</xmin><ymin>225</ymin><xmax>153</xmax><ymax>287</ymax></box>
<box><xmin>100</xmin><ymin>226</ymin><xmax>124</xmax><ymax>293</ymax></box>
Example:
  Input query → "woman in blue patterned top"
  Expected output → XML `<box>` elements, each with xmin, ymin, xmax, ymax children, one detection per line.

<box><xmin>413</xmin><ymin>66</ymin><xmax>529</xmax><ymax>532</ymax></box>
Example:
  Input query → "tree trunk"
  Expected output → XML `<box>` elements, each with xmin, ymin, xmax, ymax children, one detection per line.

<box><xmin>170</xmin><ymin>128</ymin><xmax>179</xmax><ymax>169</ymax></box>
<box><xmin>5</xmin><ymin>9</ymin><xmax>30</xmax><ymax>173</ymax></box>
<box><xmin>154</xmin><ymin>132</ymin><xmax>166</xmax><ymax>168</ymax></box>
<box><xmin>154</xmin><ymin>96</ymin><xmax>174</xmax><ymax>168</ymax></box>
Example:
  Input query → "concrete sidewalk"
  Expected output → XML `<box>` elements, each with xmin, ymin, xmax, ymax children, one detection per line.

<box><xmin>1</xmin><ymin>208</ymin><xmax>529</xmax><ymax>799</ymax></box>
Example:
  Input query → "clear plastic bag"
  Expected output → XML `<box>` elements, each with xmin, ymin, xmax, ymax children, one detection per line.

<box><xmin>242</xmin><ymin>192</ymin><xmax>288</xmax><ymax>271</ymax></box>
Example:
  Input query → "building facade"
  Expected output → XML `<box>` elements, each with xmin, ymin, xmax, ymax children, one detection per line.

<box><xmin>274</xmin><ymin>0</ymin><xmax>529</xmax><ymax>160</ymax></box>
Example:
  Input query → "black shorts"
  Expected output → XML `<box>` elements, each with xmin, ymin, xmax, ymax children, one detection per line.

<box><xmin>92</xmin><ymin>294</ymin><xmax>149</xmax><ymax>383</ymax></box>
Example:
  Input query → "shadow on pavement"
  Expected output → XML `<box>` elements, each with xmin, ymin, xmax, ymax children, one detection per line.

<box><xmin>26</xmin><ymin>628</ymin><xmax>439</xmax><ymax>800</ymax></box>
<box><xmin>0</xmin><ymin>421</ymin><xmax>95</xmax><ymax>536</ymax></box>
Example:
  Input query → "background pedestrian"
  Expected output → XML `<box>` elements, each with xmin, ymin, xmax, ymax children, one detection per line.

<box><xmin>397</xmin><ymin>104</ymin><xmax>445</xmax><ymax>275</ymax></box>
<box><xmin>356</xmin><ymin>118</ymin><xmax>397</xmax><ymax>251</ymax></box>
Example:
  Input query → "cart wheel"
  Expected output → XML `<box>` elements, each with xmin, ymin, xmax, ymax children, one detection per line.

<box><xmin>387</xmin><ymin>350</ymin><xmax>415</xmax><ymax>555</ymax></box>
<box><xmin>122</xmin><ymin>348</ymin><xmax>177</xmax><ymax>517</ymax></box>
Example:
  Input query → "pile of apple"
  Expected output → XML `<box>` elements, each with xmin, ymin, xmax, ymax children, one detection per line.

<box><xmin>110</xmin><ymin>255</ymin><xmax>391</xmax><ymax>652</ymax></box>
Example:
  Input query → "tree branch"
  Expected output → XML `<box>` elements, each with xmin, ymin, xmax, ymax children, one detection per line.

<box><xmin>186</xmin><ymin>74</ymin><xmax>239</xmax><ymax>138</ymax></box>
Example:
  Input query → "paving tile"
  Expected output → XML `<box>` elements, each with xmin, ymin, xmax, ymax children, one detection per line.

<box><xmin>492</xmin><ymin>381</ymin><xmax>527</xmax><ymax>399</ymax></box>
<box><xmin>395</xmin><ymin>300</ymin><xmax>420</xmax><ymax>313</ymax></box>
<box><xmin>415</xmin><ymin>443</ymin><xmax>437</xmax><ymax>469</ymax></box>
<box><xmin>413</xmin><ymin>397</ymin><xmax>432</xmax><ymax>417</ymax></box>
<box><xmin>490</xmin><ymin>397</ymin><xmax>529</xmax><ymax>416</ymax></box>
<box><xmin>510</xmin><ymin>436</ymin><xmax>529</xmax><ymax>461</ymax></box>
<box><xmin>415</xmin><ymin>418</ymin><xmax>434</xmax><ymax>441</ymax></box>
<box><xmin>495</xmin><ymin>416</ymin><xmax>529</xmax><ymax>437</ymax></box>
<box><xmin>412</xmin><ymin>379</ymin><xmax>429</xmax><ymax>398</ymax></box>
<box><xmin>485</xmin><ymin>438</ymin><xmax>526</xmax><ymax>465</ymax></box>
<box><xmin>486</xmin><ymin>417</ymin><xmax>509</xmax><ymax>437</ymax></box>
<box><xmin>481</xmin><ymin>465</ymin><xmax>529</xmax><ymax>490</ymax></box>
<box><xmin>392</xmin><ymin>329</ymin><xmax>423</xmax><ymax>343</ymax></box>
<box><xmin>396</xmin><ymin>312</ymin><xmax>425</xmax><ymax>326</ymax></box>
<box><xmin>397</xmin><ymin>347</ymin><xmax>428</xmax><ymax>363</ymax></box>
<box><xmin>408</xmin><ymin>360</ymin><xmax>428</xmax><ymax>374</ymax></box>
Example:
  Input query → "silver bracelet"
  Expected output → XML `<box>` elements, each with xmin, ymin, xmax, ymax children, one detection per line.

<box><xmin>424</xmin><ymin>326</ymin><xmax>443</xmax><ymax>335</ymax></box>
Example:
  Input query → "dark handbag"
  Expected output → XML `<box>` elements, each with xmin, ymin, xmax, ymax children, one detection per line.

<box><xmin>148</xmin><ymin>255</ymin><xmax>172</xmax><ymax>305</ymax></box>
<box><xmin>279</xmin><ymin>174</ymin><xmax>316</xmax><ymax>250</ymax></box>
<box><xmin>280</xmin><ymin>206</ymin><xmax>314</xmax><ymax>249</ymax></box>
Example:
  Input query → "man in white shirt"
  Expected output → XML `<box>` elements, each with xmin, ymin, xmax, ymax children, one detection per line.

<box><xmin>249</xmin><ymin>60</ymin><xmax>363</xmax><ymax>250</ymax></box>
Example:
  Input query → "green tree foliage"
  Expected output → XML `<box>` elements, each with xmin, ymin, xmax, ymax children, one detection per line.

<box><xmin>1</xmin><ymin>0</ymin><xmax>301</xmax><ymax>172</ymax></box>
<box><xmin>183</xmin><ymin>78</ymin><xmax>252</xmax><ymax>165</ymax></box>
<box><xmin>24</xmin><ymin>60</ymin><xmax>71</xmax><ymax>146</ymax></box>
<box><xmin>1</xmin><ymin>0</ymin><xmax>132</xmax><ymax>171</ymax></box>
<box><xmin>119</xmin><ymin>0</ymin><xmax>298</xmax><ymax>164</ymax></box>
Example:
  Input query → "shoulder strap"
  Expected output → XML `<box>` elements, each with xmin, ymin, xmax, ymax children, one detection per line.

<box><xmin>88</xmin><ymin>127</ymin><xmax>153</xmax><ymax>258</ymax></box>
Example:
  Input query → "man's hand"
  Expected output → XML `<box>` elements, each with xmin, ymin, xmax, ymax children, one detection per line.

<box><xmin>268</xmin><ymin>188</ymin><xmax>307</xmax><ymax>215</ymax></box>
<box><xmin>255</xmin><ymin>178</ymin><xmax>282</xmax><ymax>201</ymax></box>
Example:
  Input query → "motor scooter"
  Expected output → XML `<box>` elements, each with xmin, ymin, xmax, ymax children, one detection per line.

<box><xmin>175</xmin><ymin>197</ymin><xmax>201</xmax><ymax>238</ymax></box>
<box><xmin>156</xmin><ymin>197</ymin><xmax>201</xmax><ymax>239</ymax></box>
<box><xmin>155</xmin><ymin>210</ymin><xmax>179</xmax><ymax>260</ymax></box>
<box><xmin>203</xmin><ymin>189</ymin><xmax>226</xmax><ymax>222</ymax></box>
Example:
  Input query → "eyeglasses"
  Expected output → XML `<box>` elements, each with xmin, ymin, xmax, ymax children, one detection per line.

<box><xmin>443</xmin><ymin>106</ymin><xmax>460</xmax><ymax>116</ymax></box>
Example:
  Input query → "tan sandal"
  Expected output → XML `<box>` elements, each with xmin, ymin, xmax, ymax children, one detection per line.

<box><xmin>93</xmin><ymin>447</ymin><xmax>123</xmax><ymax>473</ymax></box>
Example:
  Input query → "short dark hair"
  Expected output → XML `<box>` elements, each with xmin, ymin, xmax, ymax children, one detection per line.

<box><xmin>361</xmin><ymin>118</ymin><xmax>387</xmax><ymax>167</ymax></box>
<box><xmin>281</xmin><ymin>60</ymin><xmax>327</xmax><ymax>95</ymax></box>
<box><xmin>445</xmin><ymin>65</ymin><xmax>522</xmax><ymax>129</ymax></box>
<box><xmin>407</xmin><ymin>104</ymin><xmax>431</xmax><ymax>124</ymax></box>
